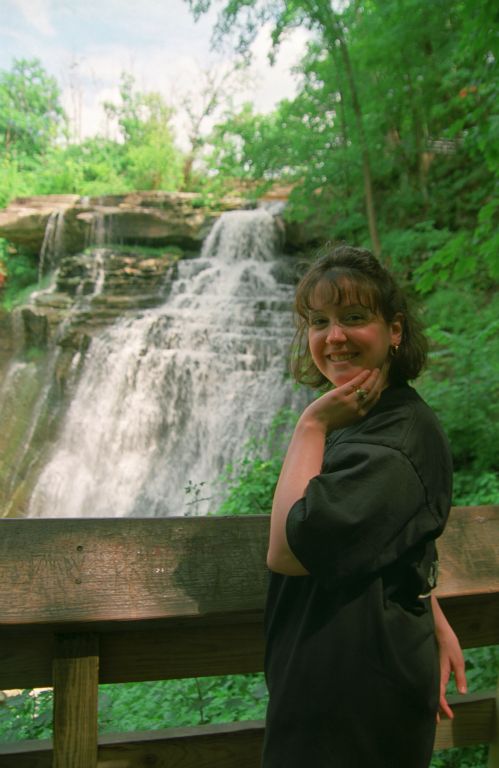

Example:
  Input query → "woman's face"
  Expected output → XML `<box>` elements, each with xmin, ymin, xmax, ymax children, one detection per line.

<box><xmin>307</xmin><ymin>284</ymin><xmax>402</xmax><ymax>388</ymax></box>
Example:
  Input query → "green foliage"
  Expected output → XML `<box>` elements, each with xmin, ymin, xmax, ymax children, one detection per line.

<box><xmin>0</xmin><ymin>689</ymin><xmax>52</xmax><ymax>741</ymax></box>
<box><xmin>382</xmin><ymin>224</ymin><xmax>454</xmax><ymax>277</ymax></box>
<box><xmin>417</xmin><ymin>289</ymin><xmax>499</xmax><ymax>480</ymax></box>
<box><xmin>98</xmin><ymin>675</ymin><xmax>268</xmax><ymax>733</ymax></box>
<box><xmin>103</xmin><ymin>74</ymin><xmax>183</xmax><ymax>191</ymax></box>
<box><xmin>196</xmin><ymin>0</ymin><xmax>497</xmax><ymax>259</ymax></box>
<box><xmin>430</xmin><ymin>745</ymin><xmax>488</xmax><ymax>768</ymax></box>
<box><xmin>453</xmin><ymin>471</ymin><xmax>499</xmax><ymax>506</ymax></box>
<box><xmin>215</xmin><ymin>408</ymin><xmax>298</xmax><ymax>516</ymax></box>
<box><xmin>0</xmin><ymin>64</ymin><xmax>184</xmax><ymax>205</ymax></box>
<box><xmin>0</xmin><ymin>152</ymin><xmax>37</xmax><ymax>207</ymax></box>
<box><xmin>0</xmin><ymin>59</ymin><xmax>65</xmax><ymax>157</ymax></box>
<box><xmin>0</xmin><ymin>239</ymin><xmax>39</xmax><ymax>309</ymax></box>
<box><xmin>32</xmin><ymin>139</ymin><xmax>129</xmax><ymax>196</ymax></box>
<box><xmin>0</xmin><ymin>675</ymin><xmax>268</xmax><ymax>742</ymax></box>
<box><xmin>462</xmin><ymin>646</ymin><xmax>499</xmax><ymax>693</ymax></box>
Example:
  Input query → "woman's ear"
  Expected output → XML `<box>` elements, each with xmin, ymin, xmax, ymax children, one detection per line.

<box><xmin>390</xmin><ymin>313</ymin><xmax>403</xmax><ymax>346</ymax></box>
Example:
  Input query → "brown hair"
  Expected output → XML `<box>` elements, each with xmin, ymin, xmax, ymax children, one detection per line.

<box><xmin>291</xmin><ymin>244</ymin><xmax>428</xmax><ymax>388</ymax></box>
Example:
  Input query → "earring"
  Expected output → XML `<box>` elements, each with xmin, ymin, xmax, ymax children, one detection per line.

<box><xmin>390</xmin><ymin>344</ymin><xmax>399</xmax><ymax>357</ymax></box>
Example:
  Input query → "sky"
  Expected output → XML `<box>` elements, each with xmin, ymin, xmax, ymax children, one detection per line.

<box><xmin>0</xmin><ymin>0</ymin><xmax>309</xmax><ymax>147</ymax></box>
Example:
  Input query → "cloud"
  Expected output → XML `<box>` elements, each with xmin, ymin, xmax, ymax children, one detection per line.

<box><xmin>249</xmin><ymin>25</ymin><xmax>310</xmax><ymax>113</ymax></box>
<box><xmin>11</xmin><ymin>0</ymin><xmax>56</xmax><ymax>36</ymax></box>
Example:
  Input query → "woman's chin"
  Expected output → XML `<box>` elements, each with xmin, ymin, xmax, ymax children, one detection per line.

<box><xmin>327</xmin><ymin>367</ymin><xmax>362</xmax><ymax>388</ymax></box>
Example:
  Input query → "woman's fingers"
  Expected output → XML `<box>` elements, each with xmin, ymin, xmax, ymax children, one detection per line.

<box><xmin>453</xmin><ymin>654</ymin><xmax>467</xmax><ymax>695</ymax></box>
<box><xmin>439</xmin><ymin>693</ymin><xmax>454</xmax><ymax>720</ymax></box>
<box><xmin>345</xmin><ymin>368</ymin><xmax>382</xmax><ymax>412</ymax></box>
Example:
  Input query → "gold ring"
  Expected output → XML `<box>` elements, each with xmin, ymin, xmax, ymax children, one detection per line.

<box><xmin>355</xmin><ymin>388</ymin><xmax>368</xmax><ymax>402</ymax></box>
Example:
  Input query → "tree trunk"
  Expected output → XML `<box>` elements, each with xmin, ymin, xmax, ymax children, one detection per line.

<box><xmin>309</xmin><ymin>0</ymin><xmax>382</xmax><ymax>256</ymax></box>
<box><xmin>335</xmin><ymin>32</ymin><xmax>382</xmax><ymax>258</ymax></box>
<box><xmin>406</xmin><ymin>72</ymin><xmax>429</xmax><ymax>207</ymax></box>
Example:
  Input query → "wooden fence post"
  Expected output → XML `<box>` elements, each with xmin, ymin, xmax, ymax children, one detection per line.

<box><xmin>488</xmin><ymin>677</ymin><xmax>499</xmax><ymax>768</ymax></box>
<box><xmin>52</xmin><ymin>633</ymin><xmax>99</xmax><ymax>768</ymax></box>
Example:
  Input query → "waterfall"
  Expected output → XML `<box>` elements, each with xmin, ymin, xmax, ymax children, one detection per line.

<box><xmin>38</xmin><ymin>210</ymin><xmax>66</xmax><ymax>280</ymax></box>
<box><xmin>87</xmin><ymin>209</ymin><xmax>115</xmax><ymax>248</ymax></box>
<box><xmin>28</xmin><ymin>208</ymin><xmax>303</xmax><ymax>518</ymax></box>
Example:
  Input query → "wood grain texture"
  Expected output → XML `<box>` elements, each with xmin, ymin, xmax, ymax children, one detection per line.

<box><xmin>433</xmin><ymin>691</ymin><xmax>496</xmax><ymax>750</ymax></box>
<box><xmin>0</xmin><ymin>517</ymin><xmax>269</xmax><ymax>626</ymax></box>
<box><xmin>0</xmin><ymin>619</ymin><xmax>264</xmax><ymax>689</ymax></box>
<box><xmin>1</xmin><ymin>508</ymin><xmax>497</xmax><ymax>629</ymax></box>
<box><xmin>0</xmin><ymin>739</ymin><xmax>52</xmax><ymax>768</ymax></box>
<box><xmin>0</xmin><ymin>508</ymin><xmax>497</xmax><ymax>690</ymax></box>
<box><xmin>52</xmin><ymin>633</ymin><xmax>99</xmax><ymax>768</ymax></box>
<box><xmin>0</xmin><ymin>722</ymin><xmax>265</xmax><ymax>768</ymax></box>
<box><xmin>0</xmin><ymin>593</ymin><xmax>495</xmax><ymax>691</ymax></box>
<box><xmin>96</xmin><ymin>720</ymin><xmax>265</xmax><ymax>768</ymax></box>
<box><xmin>435</xmin><ymin>506</ymin><xmax>499</xmax><ymax>598</ymax></box>
<box><xmin>437</xmin><ymin>593</ymin><xmax>499</xmax><ymax>649</ymax></box>
<box><xmin>488</xmin><ymin>681</ymin><xmax>499</xmax><ymax>768</ymax></box>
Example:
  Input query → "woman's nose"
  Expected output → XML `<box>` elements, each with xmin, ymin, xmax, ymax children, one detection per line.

<box><xmin>326</xmin><ymin>322</ymin><xmax>347</xmax><ymax>343</ymax></box>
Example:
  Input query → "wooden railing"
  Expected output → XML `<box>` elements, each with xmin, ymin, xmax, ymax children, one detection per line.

<box><xmin>0</xmin><ymin>507</ymin><xmax>498</xmax><ymax>767</ymax></box>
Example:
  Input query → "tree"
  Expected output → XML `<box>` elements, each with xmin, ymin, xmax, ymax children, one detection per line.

<box><xmin>186</xmin><ymin>0</ymin><xmax>382</xmax><ymax>255</ymax></box>
<box><xmin>173</xmin><ymin>62</ymin><xmax>248</xmax><ymax>188</ymax></box>
<box><xmin>0</xmin><ymin>59</ymin><xmax>66</xmax><ymax>157</ymax></box>
<box><xmin>104</xmin><ymin>74</ymin><xmax>183</xmax><ymax>190</ymax></box>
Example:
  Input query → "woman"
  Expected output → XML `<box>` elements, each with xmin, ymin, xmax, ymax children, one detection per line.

<box><xmin>263</xmin><ymin>245</ymin><xmax>466</xmax><ymax>768</ymax></box>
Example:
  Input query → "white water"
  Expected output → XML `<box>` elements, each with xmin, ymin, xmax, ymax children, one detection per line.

<box><xmin>38</xmin><ymin>210</ymin><xmax>65</xmax><ymax>279</ymax></box>
<box><xmin>28</xmin><ymin>208</ymin><xmax>302</xmax><ymax>518</ymax></box>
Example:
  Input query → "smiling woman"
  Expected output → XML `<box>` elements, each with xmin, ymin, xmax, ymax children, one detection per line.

<box><xmin>263</xmin><ymin>244</ymin><xmax>466</xmax><ymax>768</ymax></box>
<box><xmin>306</xmin><ymin>299</ymin><xmax>401</xmax><ymax>389</ymax></box>
<box><xmin>291</xmin><ymin>245</ymin><xmax>428</xmax><ymax>390</ymax></box>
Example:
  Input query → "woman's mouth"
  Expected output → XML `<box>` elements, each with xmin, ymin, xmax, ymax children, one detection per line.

<box><xmin>328</xmin><ymin>353</ymin><xmax>357</xmax><ymax>362</ymax></box>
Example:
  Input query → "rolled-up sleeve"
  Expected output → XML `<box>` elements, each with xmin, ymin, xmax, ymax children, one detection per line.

<box><xmin>286</xmin><ymin>442</ymin><xmax>443</xmax><ymax>590</ymax></box>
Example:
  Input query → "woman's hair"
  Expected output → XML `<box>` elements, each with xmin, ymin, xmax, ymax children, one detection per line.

<box><xmin>291</xmin><ymin>244</ymin><xmax>428</xmax><ymax>388</ymax></box>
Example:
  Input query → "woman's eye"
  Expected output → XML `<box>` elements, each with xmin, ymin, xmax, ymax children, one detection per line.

<box><xmin>343</xmin><ymin>313</ymin><xmax>366</xmax><ymax>324</ymax></box>
<box><xmin>309</xmin><ymin>316</ymin><xmax>327</xmax><ymax>327</ymax></box>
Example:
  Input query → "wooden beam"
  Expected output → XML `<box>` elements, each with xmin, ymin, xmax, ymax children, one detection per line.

<box><xmin>0</xmin><ymin>517</ymin><xmax>269</xmax><ymax>627</ymax></box>
<box><xmin>436</xmin><ymin>506</ymin><xmax>499</xmax><ymax>599</ymax></box>
<box><xmin>1</xmin><ymin>586</ymin><xmax>495</xmax><ymax>692</ymax></box>
<box><xmin>488</xmin><ymin>680</ymin><xmax>499</xmax><ymax>768</ymax></box>
<box><xmin>0</xmin><ymin>618</ymin><xmax>264</xmax><ymax>689</ymax></box>
<box><xmin>52</xmin><ymin>633</ymin><xmax>99</xmax><ymax>768</ymax></box>
<box><xmin>433</xmin><ymin>691</ymin><xmax>496</xmax><ymax>750</ymax></box>
<box><xmin>0</xmin><ymin>508</ymin><xmax>497</xmax><ymax>692</ymax></box>
<box><xmin>0</xmin><ymin>739</ymin><xmax>52</xmax><ymax>768</ymax></box>
<box><xmin>437</xmin><ymin>593</ymin><xmax>499</xmax><ymax>649</ymax></box>
<box><xmin>97</xmin><ymin>720</ymin><xmax>265</xmax><ymax>768</ymax></box>
<box><xmin>98</xmin><ymin>619</ymin><xmax>265</xmax><ymax>684</ymax></box>
<box><xmin>0</xmin><ymin>722</ymin><xmax>265</xmax><ymax>768</ymax></box>
<box><xmin>0</xmin><ymin>509</ymin><xmax>497</xmax><ymax>632</ymax></box>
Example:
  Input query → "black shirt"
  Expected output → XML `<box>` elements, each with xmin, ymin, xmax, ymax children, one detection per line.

<box><xmin>263</xmin><ymin>384</ymin><xmax>452</xmax><ymax>768</ymax></box>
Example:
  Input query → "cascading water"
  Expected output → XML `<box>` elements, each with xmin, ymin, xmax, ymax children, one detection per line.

<box><xmin>87</xmin><ymin>209</ymin><xmax>115</xmax><ymax>248</ymax></box>
<box><xmin>38</xmin><ymin>210</ymin><xmax>66</xmax><ymax>279</ymax></box>
<box><xmin>28</xmin><ymin>208</ymin><xmax>304</xmax><ymax>518</ymax></box>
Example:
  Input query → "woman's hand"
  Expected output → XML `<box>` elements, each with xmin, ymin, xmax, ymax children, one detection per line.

<box><xmin>301</xmin><ymin>366</ymin><xmax>384</xmax><ymax>434</ymax></box>
<box><xmin>431</xmin><ymin>595</ymin><xmax>467</xmax><ymax>721</ymax></box>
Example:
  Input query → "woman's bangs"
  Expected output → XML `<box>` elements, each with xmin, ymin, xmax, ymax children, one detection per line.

<box><xmin>301</xmin><ymin>271</ymin><xmax>380</xmax><ymax>315</ymax></box>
